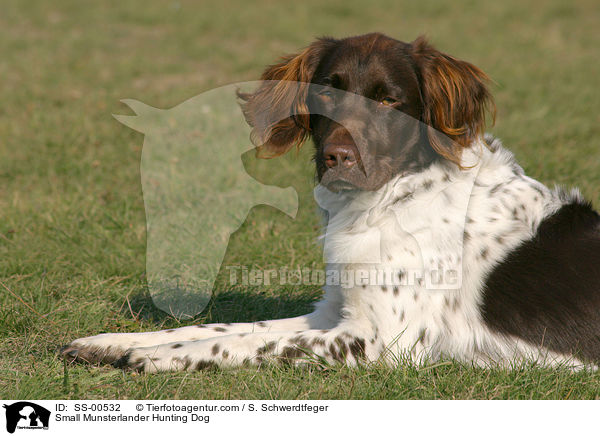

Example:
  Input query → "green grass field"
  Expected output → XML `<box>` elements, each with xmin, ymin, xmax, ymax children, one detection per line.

<box><xmin>1</xmin><ymin>0</ymin><xmax>599</xmax><ymax>399</ymax></box>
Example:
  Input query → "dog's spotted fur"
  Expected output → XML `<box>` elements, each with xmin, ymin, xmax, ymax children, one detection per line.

<box><xmin>62</xmin><ymin>34</ymin><xmax>600</xmax><ymax>372</ymax></box>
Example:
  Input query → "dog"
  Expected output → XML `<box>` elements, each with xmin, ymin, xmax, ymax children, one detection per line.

<box><xmin>62</xmin><ymin>33</ymin><xmax>600</xmax><ymax>372</ymax></box>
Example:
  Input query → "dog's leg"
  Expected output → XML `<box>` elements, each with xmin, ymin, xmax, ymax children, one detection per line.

<box><xmin>61</xmin><ymin>306</ymin><xmax>340</xmax><ymax>365</ymax></box>
<box><xmin>113</xmin><ymin>322</ymin><xmax>379</xmax><ymax>372</ymax></box>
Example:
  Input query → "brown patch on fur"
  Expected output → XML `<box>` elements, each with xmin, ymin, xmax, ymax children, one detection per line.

<box><xmin>279</xmin><ymin>346</ymin><xmax>305</xmax><ymax>364</ymax></box>
<box><xmin>196</xmin><ymin>360</ymin><xmax>217</xmax><ymax>371</ymax></box>
<box><xmin>349</xmin><ymin>338</ymin><xmax>366</xmax><ymax>361</ymax></box>
<box><xmin>335</xmin><ymin>336</ymin><xmax>348</xmax><ymax>356</ymax></box>
<box><xmin>311</xmin><ymin>337</ymin><xmax>326</xmax><ymax>346</ymax></box>
<box><xmin>172</xmin><ymin>355</ymin><xmax>192</xmax><ymax>371</ymax></box>
<box><xmin>237</xmin><ymin>39</ymin><xmax>336</xmax><ymax>158</ymax></box>
<box><xmin>411</xmin><ymin>36</ymin><xmax>495</xmax><ymax>166</ymax></box>
<box><xmin>290</xmin><ymin>335</ymin><xmax>309</xmax><ymax>348</ymax></box>
<box><xmin>257</xmin><ymin>341</ymin><xmax>277</xmax><ymax>355</ymax></box>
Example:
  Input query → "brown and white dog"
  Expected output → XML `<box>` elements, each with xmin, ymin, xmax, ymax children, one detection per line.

<box><xmin>62</xmin><ymin>33</ymin><xmax>600</xmax><ymax>372</ymax></box>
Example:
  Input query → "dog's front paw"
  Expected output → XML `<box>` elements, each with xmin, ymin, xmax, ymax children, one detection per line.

<box><xmin>112</xmin><ymin>343</ymin><xmax>223</xmax><ymax>373</ymax></box>
<box><xmin>60</xmin><ymin>334</ymin><xmax>130</xmax><ymax>365</ymax></box>
<box><xmin>112</xmin><ymin>346</ymin><xmax>194</xmax><ymax>373</ymax></box>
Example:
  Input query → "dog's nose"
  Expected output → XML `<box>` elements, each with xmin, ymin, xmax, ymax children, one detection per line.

<box><xmin>323</xmin><ymin>144</ymin><xmax>358</xmax><ymax>169</ymax></box>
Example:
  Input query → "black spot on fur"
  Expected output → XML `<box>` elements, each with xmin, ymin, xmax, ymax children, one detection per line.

<box><xmin>311</xmin><ymin>337</ymin><xmax>326</xmax><ymax>346</ymax></box>
<box><xmin>165</xmin><ymin>329</ymin><xmax>175</xmax><ymax>333</ymax></box>
<box><xmin>171</xmin><ymin>343</ymin><xmax>183</xmax><ymax>349</ymax></box>
<box><xmin>280</xmin><ymin>346</ymin><xmax>305</xmax><ymax>363</ymax></box>
<box><xmin>328</xmin><ymin>343</ymin><xmax>341</xmax><ymax>362</ymax></box>
<box><xmin>173</xmin><ymin>355</ymin><xmax>192</xmax><ymax>370</ymax></box>
<box><xmin>196</xmin><ymin>360</ymin><xmax>217</xmax><ymax>370</ymax></box>
<box><xmin>113</xmin><ymin>351</ymin><xmax>132</xmax><ymax>369</ymax></box>
<box><xmin>481</xmin><ymin>200</ymin><xmax>600</xmax><ymax>362</ymax></box>
<box><xmin>349</xmin><ymin>338</ymin><xmax>366</xmax><ymax>361</ymax></box>
<box><xmin>452</xmin><ymin>298</ymin><xmax>460</xmax><ymax>312</ymax></box>
<box><xmin>423</xmin><ymin>179</ymin><xmax>434</xmax><ymax>191</ymax></box>
<box><xmin>211</xmin><ymin>344</ymin><xmax>220</xmax><ymax>355</ymax></box>
<box><xmin>441</xmin><ymin>315</ymin><xmax>451</xmax><ymax>332</ymax></box>
<box><xmin>222</xmin><ymin>350</ymin><xmax>229</xmax><ymax>359</ymax></box>
<box><xmin>490</xmin><ymin>183</ymin><xmax>502</xmax><ymax>194</ymax></box>
<box><xmin>256</xmin><ymin>321</ymin><xmax>267</xmax><ymax>328</ymax></box>
<box><xmin>418</xmin><ymin>328</ymin><xmax>428</xmax><ymax>345</ymax></box>
<box><xmin>291</xmin><ymin>335</ymin><xmax>308</xmax><ymax>348</ymax></box>
<box><xmin>334</xmin><ymin>336</ymin><xmax>348</xmax><ymax>360</ymax></box>
<box><xmin>257</xmin><ymin>341</ymin><xmax>277</xmax><ymax>355</ymax></box>
<box><xmin>213</xmin><ymin>327</ymin><xmax>227</xmax><ymax>332</ymax></box>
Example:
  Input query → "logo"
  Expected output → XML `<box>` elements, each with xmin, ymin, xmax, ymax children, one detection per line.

<box><xmin>3</xmin><ymin>402</ymin><xmax>50</xmax><ymax>434</ymax></box>
<box><xmin>114</xmin><ymin>81</ymin><xmax>471</xmax><ymax>319</ymax></box>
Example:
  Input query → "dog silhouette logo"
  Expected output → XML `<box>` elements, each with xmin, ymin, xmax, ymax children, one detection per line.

<box><xmin>3</xmin><ymin>402</ymin><xmax>50</xmax><ymax>433</ymax></box>
<box><xmin>114</xmin><ymin>84</ymin><xmax>299</xmax><ymax>319</ymax></box>
<box><xmin>113</xmin><ymin>82</ymin><xmax>469</xmax><ymax>319</ymax></box>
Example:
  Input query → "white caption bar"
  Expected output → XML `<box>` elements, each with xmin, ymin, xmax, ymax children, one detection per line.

<box><xmin>0</xmin><ymin>400</ymin><xmax>594</xmax><ymax>435</ymax></box>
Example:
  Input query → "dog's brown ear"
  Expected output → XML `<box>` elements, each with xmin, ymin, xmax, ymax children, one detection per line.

<box><xmin>238</xmin><ymin>38</ymin><xmax>336</xmax><ymax>158</ymax></box>
<box><xmin>411</xmin><ymin>36</ymin><xmax>495</xmax><ymax>165</ymax></box>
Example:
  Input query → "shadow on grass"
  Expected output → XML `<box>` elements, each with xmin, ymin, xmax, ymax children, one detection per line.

<box><xmin>121</xmin><ymin>286</ymin><xmax>320</xmax><ymax>327</ymax></box>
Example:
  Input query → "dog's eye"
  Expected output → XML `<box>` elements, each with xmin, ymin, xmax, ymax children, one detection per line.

<box><xmin>318</xmin><ymin>90</ymin><xmax>334</xmax><ymax>100</ymax></box>
<box><xmin>380</xmin><ymin>97</ymin><xmax>397</xmax><ymax>106</ymax></box>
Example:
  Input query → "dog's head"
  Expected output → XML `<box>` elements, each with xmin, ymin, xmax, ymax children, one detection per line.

<box><xmin>239</xmin><ymin>33</ymin><xmax>494</xmax><ymax>192</ymax></box>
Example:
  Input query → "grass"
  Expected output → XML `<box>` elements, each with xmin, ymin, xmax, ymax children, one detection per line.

<box><xmin>1</xmin><ymin>0</ymin><xmax>599</xmax><ymax>399</ymax></box>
